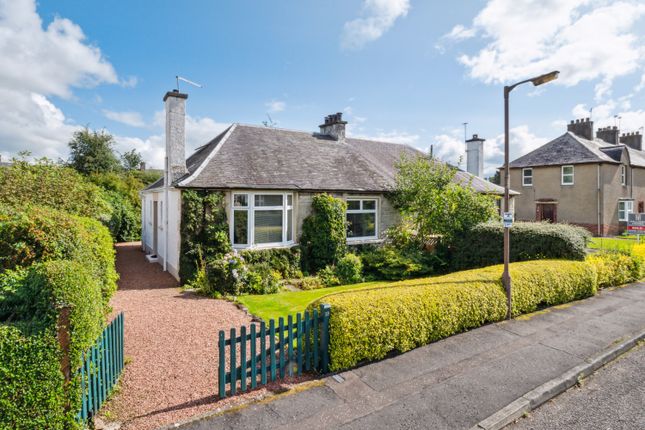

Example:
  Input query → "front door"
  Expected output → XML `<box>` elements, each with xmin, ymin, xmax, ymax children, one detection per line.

<box><xmin>536</xmin><ymin>203</ymin><xmax>557</xmax><ymax>223</ymax></box>
<box><xmin>153</xmin><ymin>201</ymin><xmax>159</xmax><ymax>255</ymax></box>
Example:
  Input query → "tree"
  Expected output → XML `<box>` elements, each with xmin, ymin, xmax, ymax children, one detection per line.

<box><xmin>68</xmin><ymin>128</ymin><xmax>120</xmax><ymax>175</ymax></box>
<box><xmin>393</xmin><ymin>155</ymin><xmax>498</xmax><ymax>243</ymax></box>
<box><xmin>121</xmin><ymin>149</ymin><xmax>143</xmax><ymax>171</ymax></box>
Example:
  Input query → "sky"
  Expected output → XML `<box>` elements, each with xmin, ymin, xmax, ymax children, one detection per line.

<box><xmin>1</xmin><ymin>0</ymin><xmax>644</xmax><ymax>176</ymax></box>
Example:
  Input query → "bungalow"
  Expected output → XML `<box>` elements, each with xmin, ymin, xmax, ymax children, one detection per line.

<box><xmin>141</xmin><ymin>90</ymin><xmax>509</xmax><ymax>280</ymax></box>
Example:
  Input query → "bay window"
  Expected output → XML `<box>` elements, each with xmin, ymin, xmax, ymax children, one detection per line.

<box><xmin>346</xmin><ymin>198</ymin><xmax>378</xmax><ymax>240</ymax></box>
<box><xmin>231</xmin><ymin>192</ymin><xmax>293</xmax><ymax>248</ymax></box>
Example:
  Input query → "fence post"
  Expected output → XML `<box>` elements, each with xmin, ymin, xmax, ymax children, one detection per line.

<box><xmin>320</xmin><ymin>304</ymin><xmax>331</xmax><ymax>374</ymax></box>
<box><xmin>218</xmin><ymin>331</ymin><xmax>226</xmax><ymax>398</ymax></box>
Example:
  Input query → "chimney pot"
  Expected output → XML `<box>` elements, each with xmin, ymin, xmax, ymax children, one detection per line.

<box><xmin>567</xmin><ymin>117</ymin><xmax>594</xmax><ymax>140</ymax></box>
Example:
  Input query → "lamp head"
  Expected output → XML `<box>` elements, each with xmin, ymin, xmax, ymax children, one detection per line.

<box><xmin>531</xmin><ymin>71</ymin><xmax>559</xmax><ymax>86</ymax></box>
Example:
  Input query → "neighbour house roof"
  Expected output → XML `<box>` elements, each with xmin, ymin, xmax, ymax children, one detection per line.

<box><xmin>509</xmin><ymin>131</ymin><xmax>645</xmax><ymax>169</ymax></box>
<box><xmin>145</xmin><ymin>123</ymin><xmax>510</xmax><ymax>195</ymax></box>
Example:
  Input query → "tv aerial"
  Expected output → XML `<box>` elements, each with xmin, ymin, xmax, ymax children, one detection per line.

<box><xmin>175</xmin><ymin>75</ymin><xmax>203</xmax><ymax>92</ymax></box>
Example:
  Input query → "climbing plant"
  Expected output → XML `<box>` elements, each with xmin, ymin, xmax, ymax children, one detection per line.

<box><xmin>300</xmin><ymin>194</ymin><xmax>347</xmax><ymax>273</ymax></box>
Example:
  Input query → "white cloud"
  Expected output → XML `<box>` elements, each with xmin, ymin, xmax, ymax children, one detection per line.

<box><xmin>572</xmin><ymin>101</ymin><xmax>645</xmax><ymax>132</ymax></box>
<box><xmin>119</xmin><ymin>76</ymin><xmax>138</xmax><ymax>88</ymax></box>
<box><xmin>341</xmin><ymin>0</ymin><xmax>410</xmax><ymax>50</ymax></box>
<box><xmin>452</xmin><ymin>0</ymin><xmax>645</xmax><ymax>98</ymax></box>
<box><xmin>265</xmin><ymin>100</ymin><xmax>286</xmax><ymax>113</ymax></box>
<box><xmin>350</xmin><ymin>129</ymin><xmax>420</xmax><ymax>146</ymax></box>
<box><xmin>102</xmin><ymin>109</ymin><xmax>145</xmax><ymax>127</ymax></box>
<box><xmin>0</xmin><ymin>0</ymin><xmax>118</xmax><ymax>159</ymax></box>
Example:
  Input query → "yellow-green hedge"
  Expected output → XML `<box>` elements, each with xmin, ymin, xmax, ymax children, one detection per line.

<box><xmin>312</xmin><ymin>260</ymin><xmax>595</xmax><ymax>371</ymax></box>
<box><xmin>586</xmin><ymin>247</ymin><xmax>643</xmax><ymax>289</ymax></box>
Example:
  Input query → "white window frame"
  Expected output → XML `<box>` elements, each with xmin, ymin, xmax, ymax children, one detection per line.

<box><xmin>618</xmin><ymin>200</ymin><xmax>633</xmax><ymax>222</ymax></box>
<box><xmin>561</xmin><ymin>165</ymin><xmax>574</xmax><ymax>186</ymax></box>
<box><xmin>621</xmin><ymin>165</ymin><xmax>626</xmax><ymax>186</ymax></box>
<box><xmin>230</xmin><ymin>191</ymin><xmax>294</xmax><ymax>249</ymax></box>
<box><xmin>522</xmin><ymin>168</ymin><xmax>533</xmax><ymax>187</ymax></box>
<box><xmin>346</xmin><ymin>198</ymin><xmax>379</xmax><ymax>242</ymax></box>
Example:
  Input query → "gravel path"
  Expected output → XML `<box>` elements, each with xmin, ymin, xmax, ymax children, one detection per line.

<box><xmin>102</xmin><ymin>243</ymin><xmax>302</xmax><ymax>430</ymax></box>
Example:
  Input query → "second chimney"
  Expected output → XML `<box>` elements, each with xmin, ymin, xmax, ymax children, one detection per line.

<box><xmin>620</xmin><ymin>132</ymin><xmax>643</xmax><ymax>151</ymax></box>
<box><xmin>164</xmin><ymin>90</ymin><xmax>188</xmax><ymax>185</ymax></box>
<box><xmin>466</xmin><ymin>134</ymin><xmax>485</xmax><ymax>178</ymax></box>
<box><xmin>567</xmin><ymin>118</ymin><xmax>594</xmax><ymax>141</ymax></box>
<box><xmin>319</xmin><ymin>112</ymin><xmax>347</xmax><ymax>143</ymax></box>
<box><xmin>597</xmin><ymin>126</ymin><xmax>620</xmax><ymax>145</ymax></box>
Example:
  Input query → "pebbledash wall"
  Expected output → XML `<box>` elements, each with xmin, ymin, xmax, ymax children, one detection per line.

<box><xmin>141</xmin><ymin>188</ymin><xmax>400</xmax><ymax>281</ymax></box>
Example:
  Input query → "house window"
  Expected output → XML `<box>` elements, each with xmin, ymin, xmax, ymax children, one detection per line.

<box><xmin>621</xmin><ymin>165</ymin><xmax>626</xmax><ymax>186</ymax></box>
<box><xmin>561</xmin><ymin>165</ymin><xmax>574</xmax><ymax>185</ymax></box>
<box><xmin>522</xmin><ymin>168</ymin><xmax>533</xmax><ymax>187</ymax></box>
<box><xmin>231</xmin><ymin>192</ymin><xmax>294</xmax><ymax>248</ymax></box>
<box><xmin>346</xmin><ymin>198</ymin><xmax>378</xmax><ymax>240</ymax></box>
<box><xmin>618</xmin><ymin>200</ymin><xmax>633</xmax><ymax>222</ymax></box>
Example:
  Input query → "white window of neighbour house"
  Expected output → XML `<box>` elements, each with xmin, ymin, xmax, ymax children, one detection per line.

<box><xmin>621</xmin><ymin>165</ymin><xmax>626</xmax><ymax>186</ymax></box>
<box><xmin>561</xmin><ymin>165</ymin><xmax>574</xmax><ymax>185</ymax></box>
<box><xmin>231</xmin><ymin>192</ymin><xmax>294</xmax><ymax>248</ymax></box>
<box><xmin>618</xmin><ymin>200</ymin><xmax>633</xmax><ymax>222</ymax></box>
<box><xmin>522</xmin><ymin>168</ymin><xmax>533</xmax><ymax>186</ymax></box>
<box><xmin>346</xmin><ymin>199</ymin><xmax>378</xmax><ymax>241</ymax></box>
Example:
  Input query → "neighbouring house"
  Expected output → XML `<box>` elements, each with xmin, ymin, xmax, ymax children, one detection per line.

<box><xmin>508</xmin><ymin>117</ymin><xmax>645</xmax><ymax>236</ymax></box>
<box><xmin>141</xmin><ymin>90</ymin><xmax>510</xmax><ymax>280</ymax></box>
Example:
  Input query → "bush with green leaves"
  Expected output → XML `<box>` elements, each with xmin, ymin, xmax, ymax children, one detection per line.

<box><xmin>205</xmin><ymin>252</ymin><xmax>281</xmax><ymax>296</ymax></box>
<box><xmin>586</xmin><ymin>250</ymin><xmax>642</xmax><ymax>288</ymax></box>
<box><xmin>290</xmin><ymin>276</ymin><xmax>323</xmax><ymax>290</ymax></box>
<box><xmin>449</xmin><ymin>221</ymin><xmax>590</xmax><ymax>270</ymax></box>
<box><xmin>311</xmin><ymin>260</ymin><xmax>596</xmax><ymax>371</ymax></box>
<box><xmin>359</xmin><ymin>246</ymin><xmax>437</xmax><ymax>280</ymax></box>
<box><xmin>239</xmin><ymin>247</ymin><xmax>302</xmax><ymax>279</ymax></box>
<box><xmin>300</xmin><ymin>194</ymin><xmax>347</xmax><ymax>273</ymax></box>
<box><xmin>180</xmin><ymin>190</ymin><xmax>231</xmax><ymax>283</ymax></box>
<box><xmin>335</xmin><ymin>253</ymin><xmax>363</xmax><ymax>284</ymax></box>
<box><xmin>318</xmin><ymin>265</ymin><xmax>341</xmax><ymax>287</ymax></box>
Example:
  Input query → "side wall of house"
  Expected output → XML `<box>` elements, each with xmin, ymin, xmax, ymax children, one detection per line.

<box><xmin>140</xmin><ymin>189</ymin><xmax>181</xmax><ymax>281</ymax></box>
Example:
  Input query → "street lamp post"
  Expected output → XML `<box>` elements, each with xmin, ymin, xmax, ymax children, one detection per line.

<box><xmin>503</xmin><ymin>70</ymin><xmax>559</xmax><ymax>320</ymax></box>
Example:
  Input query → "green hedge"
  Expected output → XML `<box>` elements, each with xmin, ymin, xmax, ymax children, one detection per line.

<box><xmin>0</xmin><ymin>325</ymin><xmax>73</xmax><ymax>430</ymax></box>
<box><xmin>311</xmin><ymin>260</ymin><xmax>595</xmax><ymax>371</ymax></box>
<box><xmin>300</xmin><ymin>194</ymin><xmax>347</xmax><ymax>273</ymax></box>
<box><xmin>449</xmin><ymin>222</ymin><xmax>590</xmax><ymax>270</ymax></box>
<box><xmin>586</xmin><ymin>250</ymin><xmax>643</xmax><ymax>289</ymax></box>
<box><xmin>0</xmin><ymin>206</ymin><xmax>118</xmax><ymax>307</ymax></box>
<box><xmin>239</xmin><ymin>247</ymin><xmax>302</xmax><ymax>279</ymax></box>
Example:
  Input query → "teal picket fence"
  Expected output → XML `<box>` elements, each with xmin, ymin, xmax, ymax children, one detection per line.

<box><xmin>78</xmin><ymin>313</ymin><xmax>124</xmax><ymax>422</ymax></box>
<box><xmin>218</xmin><ymin>304</ymin><xmax>330</xmax><ymax>398</ymax></box>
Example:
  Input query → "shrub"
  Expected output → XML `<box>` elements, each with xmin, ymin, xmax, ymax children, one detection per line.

<box><xmin>205</xmin><ymin>252</ymin><xmax>282</xmax><ymax>296</ymax></box>
<box><xmin>0</xmin><ymin>326</ymin><xmax>74</xmax><ymax>430</ymax></box>
<box><xmin>318</xmin><ymin>266</ymin><xmax>341</xmax><ymax>287</ymax></box>
<box><xmin>300</xmin><ymin>194</ymin><xmax>347</xmax><ymax>273</ymax></box>
<box><xmin>291</xmin><ymin>276</ymin><xmax>323</xmax><ymax>290</ymax></box>
<box><xmin>311</xmin><ymin>260</ymin><xmax>595</xmax><ymax>371</ymax></box>
<box><xmin>0</xmin><ymin>206</ymin><xmax>117</xmax><ymax>307</ymax></box>
<box><xmin>450</xmin><ymin>221</ymin><xmax>589</xmax><ymax>270</ymax></box>
<box><xmin>239</xmin><ymin>247</ymin><xmax>302</xmax><ymax>279</ymax></box>
<box><xmin>359</xmin><ymin>246</ymin><xmax>436</xmax><ymax>280</ymax></box>
<box><xmin>335</xmin><ymin>253</ymin><xmax>363</xmax><ymax>284</ymax></box>
<box><xmin>180</xmin><ymin>190</ymin><xmax>231</xmax><ymax>283</ymax></box>
<box><xmin>586</xmin><ymin>251</ymin><xmax>642</xmax><ymax>289</ymax></box>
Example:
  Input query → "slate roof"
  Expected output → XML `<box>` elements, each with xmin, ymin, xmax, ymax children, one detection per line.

<box><xmin>145</xmin><ymin>123</ymin><xmax>509</xmax><ymax>195</ymax></box>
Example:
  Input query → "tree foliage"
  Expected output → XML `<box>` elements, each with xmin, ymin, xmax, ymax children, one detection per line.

<box><xmin>121</xmin><ymin>149</ymin><xmax>143</xmax><ymax>171</ymax></box>
<box><xmin>393</xmin><ymin>155</ymin><xmax>498</xmax><ymax>243</ymax></box>
<box><xmin>68</xmin><ymin>128</ymin><xmax>120</xmax><ymax>175</ymax></box>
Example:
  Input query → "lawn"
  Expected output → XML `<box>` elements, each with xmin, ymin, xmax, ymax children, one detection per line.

<box><xmin>236</xmin><ymin>280</ymin><xmax>394</xmax><ymax>321</ymax></box>
<box><xmin>588</xmin><ymin>236</ymin><xmax>638</xmax><ymax>252</ymax></box>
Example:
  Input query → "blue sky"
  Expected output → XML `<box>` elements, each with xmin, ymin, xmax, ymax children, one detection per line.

<box><xmin>1</xmin><ymin>0</ymin><xmax>644</xmax><ymax>175</ymax></box>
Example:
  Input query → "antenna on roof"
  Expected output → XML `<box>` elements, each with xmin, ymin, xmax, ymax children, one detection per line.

<box><xmin>175</xmin><ymin>75</ymin><xmax>203</xmax><ymax>92</ymax></box>
<box><xmin>463</xmin><ymin>122</ymin><xmax>468</xmax><ymax>142</ymax></box>
<box><xmin>262</xmin><ymin>114</ymin><xmax>277</xmax><ymax>128</ymax></box>
<box><xmin>614</xmin><ymin>115</ymin><xmax>622</xmax><ymax>129</ymax></box>
<box><xmin>589</xmin><ymin>107</ymin><xmax>593</xmax><ymax>120</ymax></box>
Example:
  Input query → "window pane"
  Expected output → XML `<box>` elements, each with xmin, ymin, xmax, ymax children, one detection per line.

<box><xmin>255</xmin><ymin>194</ymin><xmax>283</xmax><ymax>207</ymax></box>
<box><xmin>362</xmin><ymin>200</ymin><xmax>376</xmax><ymax>210</ymax></box>
<box><xmin>347</xmin><ymin>200</ymin><xmax>360</xmax><ymax>210</ymax></box>
<box><xmin>347</xmin><ymin>213</ymin><xmax>376</xmax><ymax>238</ymax></box>
<box><xmin>287</xmin><ymin>209</ymin><xmax>293</xmax><ymax>241</ymax></box>
<box><xmin>287</xmin><ymin>195</ymin><xmax>293</xmax><ymax>206</ymax></box>
<box><xmin>254</xmin><ymin>210</ymin><xmax>283</xmax><ymax>243</ymax></box>
<box><xmin>233</xmin><ymin>210</ymin><xmax>248</xmax><ymax>244</ymax></box>
<box><xmin>563</xmin><ymin>166</ymin><xmax>573</xmax><ymax>174</ymax></box>
<box><xmin>234</xmin><ymin>194</ymin><xmax>248</xmax><ymax>207</ymax></box>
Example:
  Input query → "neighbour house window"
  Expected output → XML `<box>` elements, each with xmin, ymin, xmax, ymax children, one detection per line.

<box><xmin>522</xmin><ymin>168</ymin><xmax>533</xmax><ymax>186</ymax></box>
<box><xmin>621</xmin><ymin>165</ymin><xmax>626</xmax><ymax>186</ymax></box>
<box><xmin>231</xmin><ymin>192</ymin><xmax>293</xmax><ymax>248</ymax></box>
<box><xmin>561</xmin><ymin>165</ymin><xmax>574</xmax><ymax>185</ymax></box>
<box><xmin>346</xmin><ymin>198</ymin><xmax>378</xmax><ymax>240</ymax></box>
<box><xmin>618</xmin><ymin>200</ymin><xmax>633</xmax><ymax>222</ymax></box>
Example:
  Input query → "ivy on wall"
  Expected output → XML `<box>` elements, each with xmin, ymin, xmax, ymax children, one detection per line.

<box><xmin>179</xmin><ymin>190</ymin><xmax>231</xmax><ymax>283</ymax></box>
<box><xmin>300</xmin><ymin>194</ymin><xmax>347</xmax><ymax>273</ymax></box>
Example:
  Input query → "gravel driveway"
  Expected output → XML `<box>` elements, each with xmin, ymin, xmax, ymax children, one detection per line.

<box><xmin>102</xmin><ymin>243</ymin><xmax>295</xmax><ymax>430</ymax></box>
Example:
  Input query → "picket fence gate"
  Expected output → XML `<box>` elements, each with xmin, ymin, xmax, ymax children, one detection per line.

<box><xmin>78</xmin><ymin>312</ymin><xmax>125</xmax><ymax>422</ymax></box>
<box><xmin>218</xmin><ymin>304</ymin><xmax>330</xmax><ymax>398</ymax></box>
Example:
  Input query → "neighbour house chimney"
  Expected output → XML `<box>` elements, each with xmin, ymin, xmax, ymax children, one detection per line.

<box><xmin>318</xmin><ymin>112</ymin><xmax>347</xmax><ymax>143</ymax></box>
<box><xmin>465</xmin><ymin>134</ymin><xmax>485</xmax><ymax>178</ymax></box>
<box><xmin>596</xmin><ymin>126</ymin><xmax>620</xmax><ymax>145</ymax></box>
<box><xmin>567</xmin><ymin>118</ymin><xmax>594</xmax><ymax>140</ymax></box>
<box><xmin>620</xmin><ymin>131</ymin><xmax>643</xmax><ymax>151</ymax></box>
<box><xmin>164</xmin><ymin>90</ymin><xmax>188</xmax><ymax>185</ymax></box>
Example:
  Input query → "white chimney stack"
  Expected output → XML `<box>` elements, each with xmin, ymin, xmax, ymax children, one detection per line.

<box><xmin>319</xmin><ymin>112</ymin><xmax>347</xmax><ymax>143</ymax></box>
<box><xmin>466</xmin><ymin>134</ymin><xmax>485</xmax><ymax>178</ymax></box>
<box><xmin>164</xmin><ymin>90</ymin><xmax>188</xmax><ymax>185</ymax></box>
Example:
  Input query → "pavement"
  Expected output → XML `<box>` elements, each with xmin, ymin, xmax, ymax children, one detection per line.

<box><xmin>175</xmin><ymin>282</ymin><xmax>645</xmax><ymax>430</ymax></box>
<box><xmin>509</xmin><ymin>342</ymin><xmax>645</xmax><ymax>430</ymax></box>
